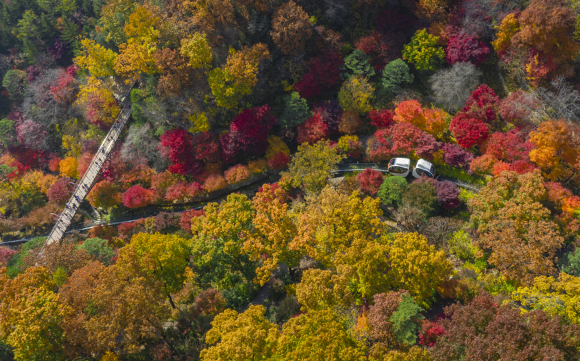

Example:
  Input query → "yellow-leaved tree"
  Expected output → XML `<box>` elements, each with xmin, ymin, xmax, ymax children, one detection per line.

<box><xmin>275</xmin><ymin>309</ymin><xmax>368</xmax><ymax>361</ymax></box>
<box><xmin>509</xmin><ymin>272</ymin><xmax>580</xmax><ymax>325</ymax></box>
<box><xmin>0</xmin><ymin>267</ymin><xmax>72</xmax><ymax>361</ymax></box>
<box><xmin>281</xmin><ymin>140</ymin><xmax>345</xmax><ymax>193</ymax></box>
<box><xmin>128</xmin><ymin>232</ymin><xmax>191</xmax><ymax>308</ymax></box>
<box><xmin>295</xmin><ymin>268</ymin><xmax>354</xmax><ymax>311</ymax></box>
<box><xmin>200</xmin><ymin>305</ymin><xmax>279</xmax><ymax>361</ymax></box>
<box><xmin>242</xmin><ymin>184</ymin><xmax>301</xmax><ymax>286</ymax></box>
<box><xmin>208</xmin><ymin>43</ymin><xmax>271</xmax><ymax>109</ymax></box>
<box><xmin>180</xmin><ymin>32</ymin><xmax>213</xmax><ymax>70</ymax></box>
<box><xmin>74</xmin><ymin>39</ymin><xmax>118</xmax><ymax>77</ymax></box>
<box><xmin>114</xmin><ymin>6</ymin><xmax>161</xmax><ymax>82</ymax></box>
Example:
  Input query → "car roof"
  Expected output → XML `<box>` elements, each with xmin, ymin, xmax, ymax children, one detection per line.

<box><xmin>416</xmin><ymin>159</ymin><xmax>433</xmax><ymax>169</ymax></box>
<box><xmin>391</xmin><ymin>158</ymin><xmax>411</xmax><ymax>166</ymax></box>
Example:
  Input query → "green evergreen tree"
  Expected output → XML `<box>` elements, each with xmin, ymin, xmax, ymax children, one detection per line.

<box><xmin>381</xmin><ymin>59</ymin><xmax>414</xmax><ymax>98</ymax></box>
<box><xmin>280</xmin><ymin>91</ymin><xmax>311</xmax><ymax>128</ymax></box>
<box><xmin>389</xmin><ymin>293</ymin><xmax>424</xmax><ymax>346</ymax></box>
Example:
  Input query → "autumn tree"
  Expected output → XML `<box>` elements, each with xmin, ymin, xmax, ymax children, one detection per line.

<box><xmin>74</xmin><ymin>39</ymin><xmax>118</xmax><ymax>77</ymax></box>
<box><xmin>66</xmin><ymin>247</ymin><xmax>170</xmax><ymax>356</ymax></box>
<box><xmin>403</xmin><ymin>29</ymin><xmax>445</xmax><ymax>71</ymax></box>
<box><xmin>180</xmin><ymin>32</ymin><xmax>213</xmax><ymax>70</ymax></box>
<box><xmin>528</xmin><ymin>120</ymin><xmax>580</xmax><ymax>182</ymax></box>
<box><xmin>430</xmin><ymin>293</ymin><xmax>580</xmax><ymax>361</ymax></box>
<box><xmin>114</xmin><ymin>6</ymin><xmax>161</xmax><ymax>81</ymax></box>
<box><xmin>295</xmin><ymin>269</ymin><xmax>354</xmax><ymax>311</ymax></box>
<box><xmin>469</xmin><ymin>170</ymin><xmax>564</xmax><ymax>283</ymax></box>
<box><xmin>511</xmin><ymin>0</ymin><xmax>578</xmax><ymax>84</ymax></box>
<box><xmin>445</xmin><ymin>31</ymin><xmax>490</xmax><ymax>66</ymax></box>
<box><xmin>122</xmin><ymin>185</ymin><xmax>154</xmax><ymax>208</ymax></box>
<box><xmin>275</xmin><ymin>309</ymin><xmax>367</xmax><ymax>361</ymax></box>
<box><xmin>154</xmin><ymin>48</ymin><xmax>196</xmax><ymax>96</ymax></box>
<box><xmin>509</xmin><ymin>272</ymin><xmax>580</xmax><ymax>326</ymax></box>
<box><xmin>200</xmin><ymin>305</ymin><xmax>279</xmax><ymax>361</ymax></box>
<box><xmin>281</xmin><ymin>140</ymin><xmax>345</xmax><ymax>193</ymax></box>
<box><xmin>242</xmin><ymin>184</ymin><xmax>300</xmax><ymax>285</ymax></box>
<box><xmin>220</xmin><ymin>105</ymin><xmax>276</xmax><ymax>163</ymax></box>
<box><xmin>87</xmin><ymin>180</ymin><xmax>121</xmax><ymax>211</ymax></box>
<box><xmin>0</xmin><ymin>267</ymin><xmax>71</xmax><ymax>361</ymax></box>
<box><xmin>270</xmin><ymin>1</ymin><xmax>312</xmax><ymax>55</ymax></box>
<box><xmin>208</xmin><ymin>43</ymin><xmax>270</xmax><ymax>109</ymax></box>
<box><xmin>129</xmin><ymin>233</ymin><xmax>190</xmax><ymax>308</ymax></box>
<box><xmin>338</xmin><ymin>75</ymin><xmax>374</xmax><ymax>115</ymax></box>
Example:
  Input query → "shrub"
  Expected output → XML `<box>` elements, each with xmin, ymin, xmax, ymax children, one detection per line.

<box><xmin>203</xmin><ymin>174</ymin><xmax>228</xmax><ymax>192</ymax></box>
<box><xmin>433</xmin><ymin>180</ymin><xmax>461</xmax><ymax>209</ymax></box>
<box><xmin>248</xmin><ymin>159</ymin><xmax>268</xmax><ymax>174</ymax></box>
<box><xmin>314</xmin><ymin>100</ymin><xmax>343</xmax><ymax>135</ymax></box>
<box><xmin>297</xmin><ymin>113</ymin><xmax>329</xmax><ymax>145</ymax></box>
<box><xmin>121</xmin><ymin>185</ymin><xmax>154</xmax><ymax>208</ymax></box>
<box><xmin>337</xmin><ymin>135</ymin><xmax>363</xmax><ymax>158</ymax></box>
<box><xmin>368</xmin><ymin>109</ymin><xmax>394</xmax><ymax>129</ymax></box>
<box><xmin>164</xmin><ymin>182</ymin><xmax>203</xmax><ymax>202</ymax></box>
<box><xmin>266</xmin><ymin>136</ymin><xmax>290</xmax><ymax>159</ymax></box>
<box><xmin>378</xmin><ymin>176</ymin><xmax>408</xmax><ymax>206</ymax></box>
<box><xmin>267</xmin><ymin>151</ymin><xmax>290</xmax><ymax>170</ymax></box>
<box><xmin>77</xmin><ymin>237</ymin><xmax>115</xmax><ymax>266</ymax></box>
<box><xmin>469</xmin><ymin>154</ymin><xmax>497</xmax><ymax>175</ymax></box>
<box><xmin>442</xmin><ymin>143</ymin><xmax>474</xmax><ymax>168</ymax></box>
<box><xmin>179</xmin><ymin>208</ymin><xmax>204</xmax><ymax>233</ymax></box>
<box><xmin>0</xmin><ymin>247</ymin><xmax>16</xmax><ymax>267</ymax></box>
<box><xmin>224</xmin><ymin>164</ymin><xmax>251</xmax><ymax>185</ymax></box>
<box><xmin>402</xmin><ymin>181</ymin><xmax>438</xmax><ymax>216</ymax></box>
<box><xmin>447</xmin><ymin>230</ymin><xmax>478</xmax><ymax>259</ymax></box>
<box><xmin>357</xmin><ymin>168</ymin><xmax>385</xmax><ymax>196</ymax></box>
<box><xmin>338</xmin><ymin>110</ymin><xmax>362</xmax><ymax>135</ymax></box>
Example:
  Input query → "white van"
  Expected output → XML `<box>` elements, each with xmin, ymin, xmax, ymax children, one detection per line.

<box><xmin>412</xmin><ymin>159</ymin><xmax>436</xmax><ymax>179</ymax></box>
<box><xmin>387</xmin><ymin>158</ymin><xmax>411</xmax><ymax>177</ymax></box>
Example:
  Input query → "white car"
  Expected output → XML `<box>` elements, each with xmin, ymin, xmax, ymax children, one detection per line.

<box><xmin>412</xmin><ymin>159</ymin><xmax>436</xmax><ymax>179</ymax></box>
<box><xmin>387</xmin><ymin>158</ymin><xmax>411</xmax><ymax>177</ymax></box>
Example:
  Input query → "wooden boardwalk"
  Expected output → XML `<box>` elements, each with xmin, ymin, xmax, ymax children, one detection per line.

<box><xmin>43</xmin><ymin>95</ymin><xmax>133</xmax><ymax>246</ymax></box>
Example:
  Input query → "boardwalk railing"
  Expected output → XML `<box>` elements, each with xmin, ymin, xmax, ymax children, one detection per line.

<box><xmin>43</xmin><ymin>94</ymin><xmax>134</xmax><ymax>247</ymax></box>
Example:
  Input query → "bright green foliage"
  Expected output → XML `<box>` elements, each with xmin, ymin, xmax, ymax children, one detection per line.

<box><xmin>281</xmin><ymin>140</ymin><xmax>345</xmax><ymax>193</ymax></box>
<box><xmin>190</xmin><ymin>194</ymin><xmax>258</xmax><ymax>294</ymax></box>
<box><xmin>275</xmin><ymin>309</ymin><xmax>367</xmax><ymax>361</ymax></box>
<box><xmin>75</xmin><ymin>39</ymin><xmax>118</xmax><ymax>77</ymax></box>
<box><xmin>402</xmin><ymin>29</ymin><xmax>445</xmax><ymax>71</ymax></box>
<box><xmin>2</xmin><ymin>70</ymin><xmax>27</xmax><ymax>101</ymax></box>
<box><xmin>377</xmin><ymin>176</ymin><xmax>408</xmax><ymax>206</ymax></box>
<box><xmin>129</xmin><ymin>233</ymin><xmax>191</xmax><ymax>295</ymax></box>
<box><xmin>343</xmin><ymin>49</ymin><xmax>375</xmax><ymax>78</ymax></box>
<box><xmin>77</xmin><ymin>238</ymin><xmax>115</xmax><ymax>266</ymax></box>
<box><xmin>381</xmin><ymin>59</ymin><xmax>414</xmax><ymax>98</ymax></box>
<box><xmin>389</xmin><ymin>293</ymin><xmax>424</xmax><ymax>346</ymax></box>
<box><xmin>279</xmin><ymin>91</ymin><xmax>312</xmax><ymax>128</ymax></box>
<box><xmin>14</xmin><ymin>11</ymin><xmax>42</xmax><ymax>59</ymax></box>
<box><xmin>180</xmin><ymin>33</ymin><xmax>213</xmax><ymax>70</ymax></box>
<box><xmin>338</xmin><ymin>75</ymin><xmax>374</xmax><ymax>115</ymax></box>
<box><xmin>561</xmin><ymin>248</ymin><xmax>580</xmax><ymax>277</ymax></box>
<box><xmin>201</xmin><ymin>305</ymin><xmax>279</xmax><ymax>361</ymax></box>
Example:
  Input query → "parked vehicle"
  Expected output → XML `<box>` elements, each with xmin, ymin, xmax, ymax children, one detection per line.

<box><xmin>387</xmin><ymin>158</ymin><xmax>411</xmax><ymax>177</ymax></box>
<box><xmin>412</xmin><ymin>158</ymin><xmax>436</xmax><ymax>179</ymax></box>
